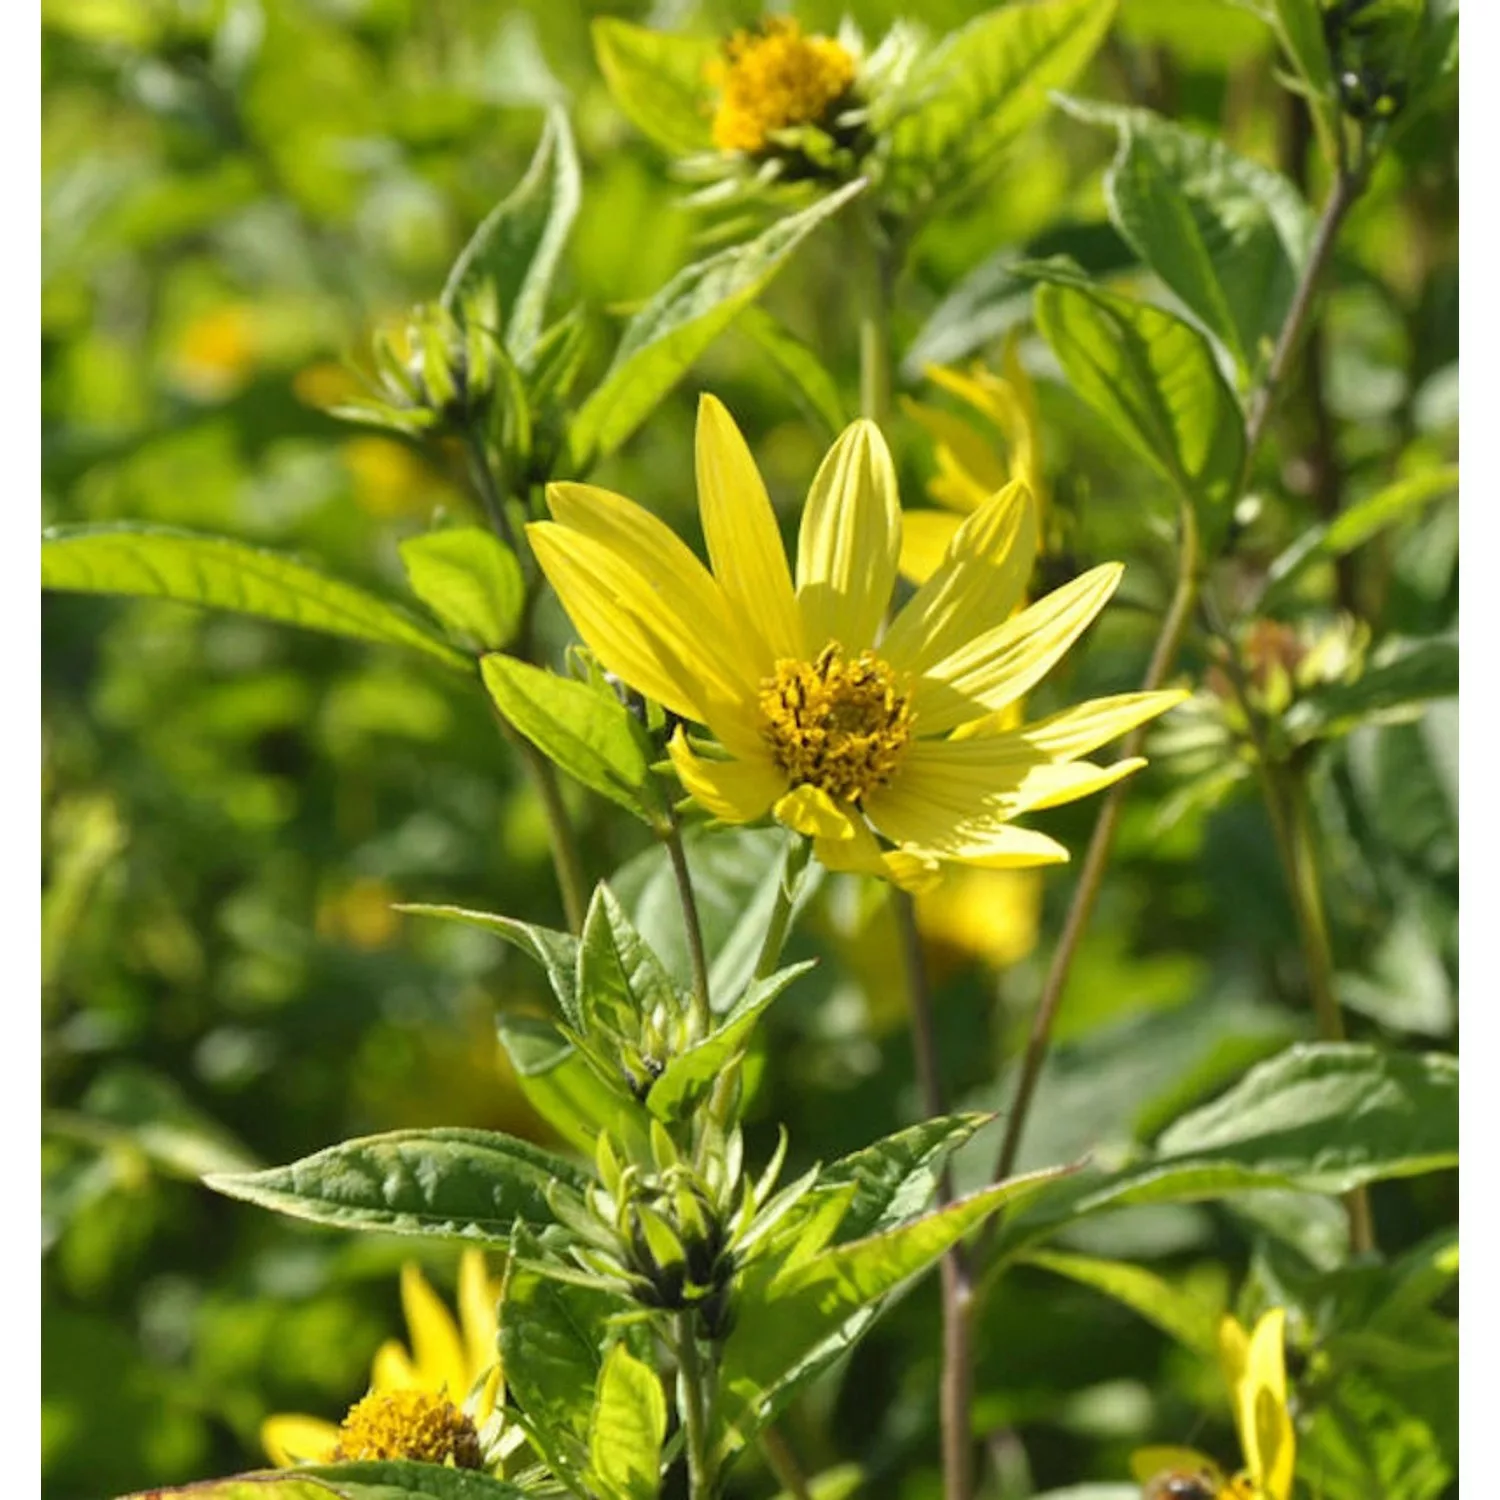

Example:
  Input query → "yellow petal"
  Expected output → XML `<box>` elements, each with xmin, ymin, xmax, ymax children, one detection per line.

<box><xmin>912</xmin><ymin>562</ymin><xmax>1124</xmax><ymax>735</ymax></box>
<box><xmin>811</xmin><ymin>815</ymin><xmax>942</xmax><ymax>892</ymax></box>
<box><xmin>696</xmin><ymin>394</ymin><xmax>802</xmax><ymax>665</ymax></box>
<box><xmin>897</xmin><ymin>509</ymin><xmax>966</xmax><ymax>586</ymax></box>
<box><xmin>915</xmin><ymin>866</ymin><xmax>1041</xmax><ymax>968</ymax></box>
<box><xmin>884</xmin><ymin>481</ymin><xmax>1038</xmax><ymax>678</ymax></box>
<box><xmin>953</xmin><ymin>689</ymin><xmax>1188</xmax><ymax>751</ymax></box>
<box><xmin>795</xmin><ymin>419</ymin><xmax>900</xmax><ymax>654</ymax></box>
<box><xmin>458</xmin><ymin>1249</ymin><xmax>498</xmax><ymax>1386</ymax></box>
<box><xmin>669</xmin><ymin>728</ymin><xmax>786</xmax><ymax>823</ymax></box>
<box><xmin>774</xmin><ymin>784</ymin><xmax>858</xmax><ymax>840</ymax></box>
<box><xmin>400</xmin><ymin>1262</ymin><xmax>469</xmax><ymax>1400</ymax></box>
<box><xmin>1242</xmin><ymin>1309</ymin><xmax>1295</xmax><ymax>1500</ymax></box>
<box><xmin>528</xmin><ymin>522</ymin><xmax>735</xmax><ymax>722</ymax></box>
<box><xmin>261</xmin><ymin>1414</ymin><xmax>340</xmax><ymax>1467</ymax></box>
<box><xmin>901</xmin><ymin>396</ymin><xmax>1008</xmax><ymax>505</ymax></box>
<box><xmin>372</xmin><ymin>1338</ymin><xmax>420</xmax><ymax>1392</ymax></box>
<box><xmin>475</xmin><ymin>1363</ymin><xmax>503</xmax><ymax>1428</ymax></box>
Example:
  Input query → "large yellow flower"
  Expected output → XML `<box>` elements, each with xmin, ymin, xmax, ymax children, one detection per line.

<box><xmin>1132</xmin><ymin>1308</ymin><xmax>1296</xmax><ymax>1500</ymax></box>
<box><xmin>529</xmin><ymin>397</ymin><xmax>1182</xmax><ymax>892</ymax></box>
<box><xmin>262</xmin><ymin>1251</ymin><xmax>504</xmax><ymax>1468</ymax></box>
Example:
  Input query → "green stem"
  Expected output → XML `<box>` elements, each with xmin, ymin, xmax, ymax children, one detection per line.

<box><xmin>858</xmin><ymin>221</ymin><xmax>893</xmax><ymax>428</ymax></box>
<box><xmin>759</xmin><ymin>1426</ymin><xmax>814</xmax><ymax>1500</ymax></box>
<box><xmin>465</xmin><ymin>429</ymin><xmax>520</xmax><ymax>555</ymax></box>
<box><xmin>676</xmin><ymin>1312</ymin><xmax>714</xmax><ymax>1499</ymax></box>
<box><xmin>664</xmin><ymin>803</ymin><xmax>713</xmax><ymax>1039</ymax></box>
<box><xmin>753</xmin><ymin>837</ymin><xmax>811</xmax><ymax>981</ymax></box>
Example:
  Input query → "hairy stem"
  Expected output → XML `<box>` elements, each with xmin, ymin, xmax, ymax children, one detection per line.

<box><xmin>676</xmin><ymin>1313</ymin><xmax>714</xmax><ymax>1500</ymax></box>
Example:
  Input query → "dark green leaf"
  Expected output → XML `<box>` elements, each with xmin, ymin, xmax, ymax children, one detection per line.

<box><xmin>481</xmin><ymin>655</ymin><xmax>661</xmax><ymax>823</ymax></box>
<box><xmin>591</xmin><ymin>19</ymin><xmax>717</xmax><ymax>157</ymax></box>
<box><xmin>205</xmin><ymin>1128</ymin><xmax>590</xmax><ymax>1244</ymax></box>
<box><xmin>42</xmin><ymin>525</ymin><xmax>467</xmax><ymax>670</ymax></box>
<box><xmin>570</xmin><ymin>181</ymin><xmax>864</xmax><ymax>465</ymax></box>
<box><xmin>399</xmin><ymin>528</ymin><xmax>524</xmax><ymax>650</ymax></box>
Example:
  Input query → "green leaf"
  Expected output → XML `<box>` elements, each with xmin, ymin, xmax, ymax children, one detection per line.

<box><xmin>1286</xmin><ymin>639</ymin><xmax>1458</xmax><ymax>744</ymax></box>
<box><xmin>591</xmin><ymin>19</ymin><xmax>717</xmax><ymax>157</ymax></box>
<box><xmin>713</xmin><ymin>1166</ymin><xmax>1071</xmax><ymax>1459</ymax></box>
<box><xmin>442</xmin><ymin>106</ymin><xmax>581</xmax><ymax>362</ymax></box>
<box><xmin>647</xmin><ymin>961</ymin><xmax>816</xmax><ymax>1122</ymax></box>
<box><xmin>888</xmin><ymin>0</ymin><xmax>1117</xmax><ymax>212</ymax></box>
<box><xmin>399</xmin><ymin>528</ymin><xmax>524</xmax><ymax>650</ymax></box>
<box><xmin>578</xmin><ymin>885</ymin><xmax>682</xmax><ymax>1042</ymax></box>
<box><xmin>1032</xmin><ymin>275</ymin><xmax>1246</xmax><ymax>528</ymax></box>
<box><xmin>42</xmin><ymin>525</ymin><xmax>468</xmax><ymax>670</ymax></box>
<box><xmin>569</xmin><ymin>180</ymin><xmax>864</xmax><ymax>465</ymax></box>
<box><xmin>205</xmin><ymin>1127</ymin><xmax>589</xmax><ymax>1244</ymax></box>
<box><xmin>120</xmin><ymin>1478</ymin><xmax>344</xmax><ymax>1499</ymax></box>
<box><xmin>480</xmin><ymin>655</ymin><xmax>661</xmax><ymax>823</ymax></box>
<box><xmin>736</xmin><ymin>305</ymin><xmax>849</xmax><ymax>437</ymax></box>
<box><xmin>1058</xmin><ymin>98</ymin><xmax>1314</xmax><ymax>375</ymax></box>
<box><xmin>1019</xmin><ymin>1247</ymin><xmax>1221</xmax><ymax>1355</ymax></box>
<box><xmin>588</xmin><ymin>1344</ymin><xmax>667</xmax><ymax>1500</ymax></box>
<box><xmin>397</xmin><ymin>903</ymin><xmax>580</xmax><ymax>1025</ymax></box>
<box><xmin>122</xmin><ymin>1466</ymin><xmax>532</xmax><ymax>1500</ymax></box>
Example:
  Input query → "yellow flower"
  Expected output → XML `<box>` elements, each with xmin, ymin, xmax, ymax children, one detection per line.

<box><xmin>1132</xmin><ymin>1308</ymin><xmax>1295</xmax><ymax>1500</ymax></box>
<box><xmin>170</xmin><ymin>305</ymin><xmax>259</xmax><ymax>400</ymax></box>
<box><xmin>528</xmin><ymin>396</ymin><xmax>1184</xmax><ymax>892</ymax></box>
<box><xmin>900</xmin><ymin>338</ymin><xmax>1046</xmax><ymax>585</ymax></box>
<box><xmin>707</xmin><ymin>18</ymin><xmax>857</xmax><ymax>155</ymax></box>
<box><xmin>262</xmin><ymin>1251</ymin><xmax>504</xmax><ymax>1468</ymax></box>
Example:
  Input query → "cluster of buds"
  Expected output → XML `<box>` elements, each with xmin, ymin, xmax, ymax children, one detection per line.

<box><xmin>550</xmin><ymin>1119</ymin><xmax>815</xmax><ymax>1341</ymax></box>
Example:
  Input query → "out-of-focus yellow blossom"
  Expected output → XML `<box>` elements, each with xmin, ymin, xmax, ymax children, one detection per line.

<box><xmin>293</xmin><ymin>360</ymin><xmax>363</xmax><ymax>411</ymax></box>
<box><xmin>316</xmin><ymin>877</ymin><xmax>402</xmax><ymax>950</ymax></box>
<box><xmin>1132</xmin><ymin>1308</ymin><xmax>1295</xmax><ymax>1500</ymax></box>
<box><xmin>707</xmin><ymin>18</ymin><xmax>857</xmax><ymax>155</ymax></box>
<box><xmin>169</xmin><ymin>305</ymin><xmax>259</xmax><ymax>400</ymax></box>
<box><xmin>340</xmin><ymin>435</ymin><xmax>452</xmax><ymax>519</ymax></box>
<box><xmin>262</xmin><ymin>1251</ymin><xmax>506</xmax><ymax>1469</ymax></box>
<box><xmin>530</xmin><ymin>395</ymin><xmax>1183</xmax><ymax>891</ymax></box>
<box><xmin>900</xmin><ymin>339</ymin><xmax>1047</xmax><ymax>585</ymax></box>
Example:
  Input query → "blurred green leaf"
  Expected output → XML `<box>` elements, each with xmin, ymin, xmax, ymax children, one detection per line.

<box><xmin>1058</xmin><ymin>97</ymin><xmax>1314</xmax><ymax>375</ymax></box>
<box><xmin>43</xmin><ymin>526</ymin><xmax>468</xmax><ymax>670</ymax></box>
<box><xmin>587</xmin><ymin>1344</ymin><xmax>667</xmax><ymax>1500</ymax></box>
<box><xmin>481</xmin><ymin>655</ymin><xmax>661</xmax><ymax>822</ymax></box>
<box><xmin>1032</xmin><ymin>275</ymin><xmax>1246</xmax><ymax>530</ymax></box>
<box><xmin>169</xmin><ymin>1465</ymin><xmax>534</xmax><ymax>1499</ymax></box>
<box><xmin>569</xmin><ymin>180</ymin><xmax>865</xmax><ymax>465</ymax></box>
<box><xmin>1287</xmin><ymin>638</ymin><xmax>1457</xmax><ymax>743</ymax></box>
<box><xmin>206</xmin><ymin>1128</ymin><xmax>590</xmax><ymax>1245</ymax></box>
<box><xmin>591</xmin><ymin>20</ymin><xmax>718</xmax><ymax>157</ymax></box>
<box><xmin>737</xmin><ymin>305</ymin><xmax>849</xmax><ymax>437</ymax></box>
<box><xmin>399</xmin><ymin>527</ymin><xmax>524</xmax><ymax>650</ymax></box>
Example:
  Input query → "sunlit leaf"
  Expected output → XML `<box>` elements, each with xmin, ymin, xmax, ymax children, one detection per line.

<box><xmin>591</xmin><ymin>19</ymin><xmax>717</xmax><ymax>157</ymax></box>
<box><xmin>399</xmin><ymin>528</ymin><xmax>524</xmax><ymax>650</ymax></box>
<box><xmin>587</xmin><ymin>1344</ymin><xmax>666</xmax><ymax>1500</ymax></box>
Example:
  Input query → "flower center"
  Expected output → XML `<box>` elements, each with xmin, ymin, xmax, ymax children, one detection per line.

<box><xmin>708</xmin><ymin>19</ymin><xmax>856</xmax><ymax>155</ymax></box>
<box><xmin>759</xmin><ymin>643</ymin><xmax>913</xmax><ymax>804</ymax></box>
<box><xmin>332</xmin><ymin>1388</ymin><xmax>483</xmax><ymax>1469</ymax></box>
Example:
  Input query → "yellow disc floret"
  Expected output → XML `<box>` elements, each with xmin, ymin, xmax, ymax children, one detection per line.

<box><xmin>760</xmin><ymin>643</ymin><xmax>913</xmax><ymax>803</ymax></box>
<box><xmin>709</xmin><ymin>18</ymin><xmax>857</xmax><ymax>154</ymax></box>
<box><xmin>332</xmin><ymin>1388</ymin><xmax>483</xmax><ymax>1469</ymax></box>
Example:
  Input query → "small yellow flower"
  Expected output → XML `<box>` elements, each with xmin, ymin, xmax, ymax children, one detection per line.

<box><xmin>900</xmin><ymin>338</ymin><xmax>1047</xmax><ymax>585</ymax></box>
<box><xmin>170</xmin><ymin>305</ymin><xmax>259</xmax><ymax>399</ymax></box>
<box><xmin>1132</xmin><ymin>1308</ymin><xmax>1295</xmax><ymax>1500</ymax></box>
<box><xmin>529</xmin><ymin>397</ymin><xmax>1184</xmax><ymax>892</ymax></box>
<box><xmin>262</xmin><ymin>1251</ymin><xmax>503</xmax><ymax>1468</ymax></box>
<box><xmin>708</xmin><ymin>18</ymin><xmax>857</xmax><ymax>155</ymax></box>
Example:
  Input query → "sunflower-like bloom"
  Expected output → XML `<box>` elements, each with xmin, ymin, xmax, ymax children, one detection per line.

<box><xmin>529</xmin><ymin>397</ymin><xmax>1183</xmax><ymax>891</ymax></box>
<box><xmin>707</xmin><ymin>18</ymin><xmax>857</xmax><ymax>155</ymax></box>
<box><xmin>900</xmin><ymin>340</ymin><xmax>1046</xmax><ymax>585</ymax></box>
<box><xmin>1132</xmin><ymin>1308</ymin><xmax>1295</xmax><ymax>1500</ymax></box>
<box><xmin>262</xmin><ymin>1251</ymin><xmax>505</xmax><ymax>1468</ymax></box>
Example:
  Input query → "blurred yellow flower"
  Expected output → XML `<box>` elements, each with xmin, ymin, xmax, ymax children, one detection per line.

<box><xmin>530</xmin><ymin>396</ymin><xmax>1182</xmax><ymax>891</ymax></box>
<box><xmin>262</xmin><ymin>1251</ymin><xmax>504</xmax><ymax>1469</ymax></box>
<box><xmin>316</xmin><ymin>877</ymin><xmax>402</xmax><ymax>951</ymax></box>
<box><xmin>170</xmin><ymin>305</ymin><xmax>259</xmax><ymax>399</ymax></box>
<box><xmin>1132</xmin><ymin>1308</ymin><xmax>1295</xmax><ymax>1500</ymax></box>
<box><xmin>708</xmin><ymin>18</ymin><xmax>856</xmax><ymax>154</ymax></box>
<box><xmin>341</xmin><ymin>436</ymin><xmax>451</xmax><ymax>519</ymax></box>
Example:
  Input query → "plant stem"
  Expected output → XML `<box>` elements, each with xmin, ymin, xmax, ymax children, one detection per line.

<box><xmin>752</xmin><ymin>837</ymin><xmax>811</xmax><ymax>982</ymax></box>
<box><xmin>676</xmin><ymin>1312</ymin><xmax>714</xmax><ymax>1499</ymax></box>
<box><xmin>465</xmin><ymin>430</ymin><xmax>520</xmax><ymax>555</ymax></box>
<box><xmin>664</xmin><ymin>803</ymin><xmax>712</xmax><ymax>1038</ymax></box>
<box><xmin>759</xmin><ymin>1426</ymin><xmax>814</xmax><ymax>1500</ymax></box>
<box><xmin>858</xmin><ymin>221</ymin><xmax>893</xmax><ymax>428</ymax></box>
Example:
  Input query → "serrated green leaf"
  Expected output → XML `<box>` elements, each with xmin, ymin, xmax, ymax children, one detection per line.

<box><xmin>736</xmin><ymin>305</ymin><xmax>848</xmax><ymax>437</ymax></box>
<box><xmin>888</xmin><ymin>0</ymin><xmax>1117</xmax><ymax>212</ymax></box>
<box><xmin>579</xmin><ymin>885</ymin><xmax>682</xmax><ymax>1042</ymax></box>
<box><xmin>481</xmin><ymin>655</ymin><xmax>660</xmax><ymax>822</ymax></box>
<box><xmin>647</xmin><ymin>961</ymin><xmax>815</xmax><ymax>1121</ymax></box>
<box><xmin>396</xmin><ymin>903</ymin><xmax>581</xmax><ymax>1027</ymax></box>
<box><xmin>42</xmin><ymin>525</ymin><xmax>467</xmax><ymax>670</ymax></box>
<box><xmin>588</xmin><ymin>1344</ymin><xmax>666</xmax><ymax>1500</ymax></box>
<box><xmin>1286</xmin><ymin>639</ymin><xmax>1457</xmax><ymax>744</ymax></box>
<box><xmin>570</xmin><ymin>181</ymin><xmax>864</xmax><ymax>465</ymax></box>
<box><xmin>1032</xmin><ymin>276</ymin><xmax>1245</xmax><ymax>528</ymax></box>
<box><xmin>713</xmin><ymin>1166</ymin><xmax>1071</xmax><ymax>1460</ymax></box>
<box><xmin>399</xmin><ymin>528</ymin><xmax>524</xmax><ymax>650</ymax></box>
<box><xmin>205</xmin><ymin>1128</ymin><xmax>589</xmax><ymax>1244</ymax></box>
<box><xmin>1020</xmin><ymin>1247</ymin><xmax>1221</xmax><ymax>1355</ymax></box>
<box><xmin>443</xmin><ymin>106</ymin><xmax>580</xmax><ymax>362</ymax></box>
<box><xmin>1059</xmin><ymin>97</ymin><xmax>1314</xmax><ymax>375</ymax></box>
<box><xmin>591</xmin><ymin>19</ymin><xmax>717</xmax><ymax>157</ymax></box>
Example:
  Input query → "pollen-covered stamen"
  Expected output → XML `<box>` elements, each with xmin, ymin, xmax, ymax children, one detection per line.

<box><xmin>708</xmin><ymin>18</ymin><xmax>857</xmax><ymax>155</ymax></box>
<box><xmin>759</xmin><ymin>643</ymin><xmax>914</xmax><ymax>803</ymax></box>
<box><xmin>332</xmin><ymin>1388</ymin><xmax>483</xmax><ymax>1469</ymax></box>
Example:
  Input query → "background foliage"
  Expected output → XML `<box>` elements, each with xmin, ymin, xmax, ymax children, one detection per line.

<box><xmin>41</xmin><ymin>2</ymin><xmax>1456</xmax><ymax>1498</ymax></box>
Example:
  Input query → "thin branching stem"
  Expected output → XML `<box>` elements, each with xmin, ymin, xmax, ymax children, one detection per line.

<box><xmin>664</xmin><ymin>803</ymin><xmax>713</xmax><ymax>1038</ymax></box>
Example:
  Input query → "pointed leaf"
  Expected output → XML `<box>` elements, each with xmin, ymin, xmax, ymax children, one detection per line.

<box><xmin>591</xmin><ymin>20</ymin><xmax>717</xmax><ymax>157</ymax></box>
<box><xmin>588</xmin><ymin>1345</ymin><xmax>667</xmax><ymax>1500</ymax></box>
<box><xmin>579</xmin><ymin>885</ymin><xmax>682</xmax><ymax>1043</ymax></box>
<box><xmin>399</xmin><ymin>528</ymin><xmax>525</xmax><ymax>650</ymax></box>
<box><xmin>42</xmin><ymin>525</ymin><xmax>467</xmax><ymax>669</ymax></box>
<box><xmin>737</xmin><ymin>305</ymin><xmax>849</xmax><ymax>437</ymax></box>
